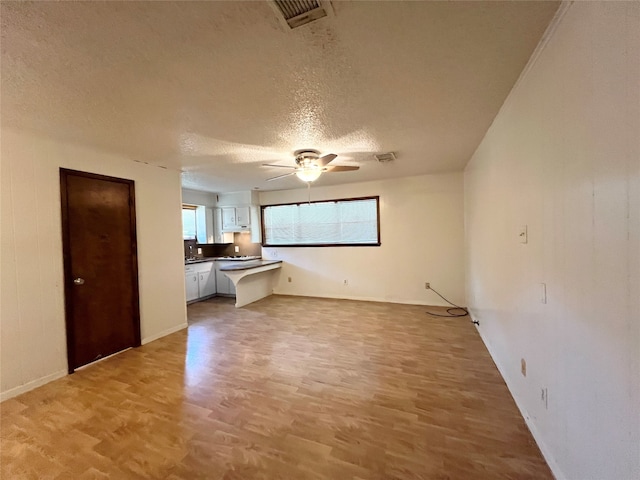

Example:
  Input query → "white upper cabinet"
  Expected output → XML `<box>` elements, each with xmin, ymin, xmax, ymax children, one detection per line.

<box><xmin>221</xmin><ymin>207</ymin><xmax>237</xmax><ymax>230</ymax></box>
<box><xmin>183</xmin><ymin>188</ymin><xmax>260</xmax><ymax>242</ymax></box>
<box><xmin>235</xmin><ymin>206</ymin><xmax>250</xmax><ymax>228</ymax></box>
<box><xmin>221</xmin><ymin>206</ymin><xmax>250</xmax><ymax>232</ymax></box>
<box><xmin>213</xmin><ymin>209</ymin><xmax>233</xmax><ymax>243</ymax></box>
<box><xmin>213</xmin><ymin>190</ymin><xmax>261</xmax><ymax>238</ymax></box>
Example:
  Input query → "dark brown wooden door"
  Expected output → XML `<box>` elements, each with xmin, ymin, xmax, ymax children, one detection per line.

<box><xmin>60</xmin><ymin>169</ymin><xmax>141</xmax><ymax>372</ymax></box>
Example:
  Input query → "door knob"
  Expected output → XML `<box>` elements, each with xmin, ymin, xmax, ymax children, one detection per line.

<box><xmin>73</xmin><ymin>278</ymin><xmax>85</xmax><ymax>285</ymax></box>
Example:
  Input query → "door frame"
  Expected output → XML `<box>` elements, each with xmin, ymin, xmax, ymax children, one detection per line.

<box><xmin>60</xmin><ymin>168</ymin><xmax>142</xmax><ymax>373</ymax></box>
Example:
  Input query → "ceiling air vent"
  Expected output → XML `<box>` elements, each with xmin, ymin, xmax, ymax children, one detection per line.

<box><xmin>375</xmin><ymin>152</ymin><xmax>397</xmax><ymax>163</ymax></box>
<box><xmin>269</xmin><ymin>0</ymin><xmax>334</xmax><ymax>29</ymax></box>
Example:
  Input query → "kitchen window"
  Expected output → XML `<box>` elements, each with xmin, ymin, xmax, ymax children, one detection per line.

<box><xmin>261</xmin><ymin>196</ymin><xmax>380</xmax><ymax>247</ymax></box>
<box><xmin>182</xmin><ymin>205</ymin><xmax>197</xmax><ymax>240</ymax></box>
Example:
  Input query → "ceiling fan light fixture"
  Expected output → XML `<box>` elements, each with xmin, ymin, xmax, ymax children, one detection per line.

<box><xmin>265</xmin><ymin>149</ymin><xmax>353</xmax><ymax>183</ymax></box>
<box><xmin>295</xmin><ymin>165</ymin><xmax>322</xmax><ymax>182</ymax></box>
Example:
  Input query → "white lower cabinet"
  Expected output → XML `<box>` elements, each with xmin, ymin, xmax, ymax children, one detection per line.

<box><xmin>185</xmin><ymin>271</ymin><xmax>199</xmax><ymax>302</ymax></box>
<box><xmin>198</xmin><ymin>269</ymin><xmax>216</xmax><ymax>298</ymax></box>
<box><xmin>215</xmin><ymin>261</ymin><xmax>236</xmax><ymax>295</ymax></box>
<box><xmin>185</xmin><ymin>261</ymin><xmax>216</xmax><ymax>303</ymax></box>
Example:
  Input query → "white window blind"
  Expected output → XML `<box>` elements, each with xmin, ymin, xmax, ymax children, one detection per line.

<box><xmin>262</xmin><ymin>197</ymin><xmax>380</xmax><ymax>246</ymax></box>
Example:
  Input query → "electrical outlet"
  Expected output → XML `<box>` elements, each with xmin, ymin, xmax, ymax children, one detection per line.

<box><xmin>521</xmin><ymin>358</ymin><xmax>527</xmax><ymax>377</ymax></box>
<box><xmin>234</xmin><ymin>245</ymin><xmax>240</xmax><ymax>253</ymax></box>
<box><xmin>343</xmin><ymin>279</ymin><xmax>348</xmax><ymax>286</ymax></box>
<box><xmin>288</xmin><ymin>277</ymin><xmax>292</xmax><ymax>283</ymax></box>
<box><xmin>425</xmin><ymin>282</ymin><xmax>430</xmax><ymax>289</ymax></box>
<box><xmin>197</xmin><ymin>248</ymin><xmax>202</xmax><ymax>255</ymax></box>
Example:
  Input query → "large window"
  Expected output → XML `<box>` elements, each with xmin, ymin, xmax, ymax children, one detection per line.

<box><xmin>262</xmin><ymin>196</ymin><xmax>380</xmax><ymax>247</ymax></box>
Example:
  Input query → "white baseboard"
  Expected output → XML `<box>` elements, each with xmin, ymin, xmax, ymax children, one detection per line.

<box><xmin>472</xmin><ymin>313</ymin><xmax>566</xmax><ymax>480</ymax></box>
<box><xmin>271</xmin><ymin>290</ymin><xmax>453</xmax><ymax>308</ymax></box>
<box><xmin>1</xmin><ymin>323</ymin><xmax>188</xmax><ymax>402</ymax></box>
<box><xmin>141</xmin><ymin>322</ymin><xmax>188</xmax><ymax>345</ymax></box>
<box><xmin>1</xmin><ymin>369</ymin><xmax>67</xmax><ymax>402</ymax></box>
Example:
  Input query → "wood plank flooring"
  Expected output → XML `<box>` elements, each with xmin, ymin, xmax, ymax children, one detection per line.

<box><xmin>1</xmin><ymin>295</ymin><xmax>552</xmax><ymax>479</ymax></box>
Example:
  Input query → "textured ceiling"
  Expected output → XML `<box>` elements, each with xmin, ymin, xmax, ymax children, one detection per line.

<box><xmin>1</xmin><ymin>1</ymin><xmax>559</xmax><ymax>192</ymax></box>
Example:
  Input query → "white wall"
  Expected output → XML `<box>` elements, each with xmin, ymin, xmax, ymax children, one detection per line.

<box><xmin>1</xmin><ymin>129</ymin><xmax>188</xmax><ymax>401</ymax></box>
<box><xmin>182</xmin><ymin>188</ymin><xmax>217</xmax><ymax>207</ymax></box>
<box><xmin>464</xmin><ymin>3</ymin><xmax>639</xmax><ymax>480</ymax></box>
<box><xmin>259</xmin><ymin>173</ymin><xmax>465</xmax><ymax>307</ymax></box>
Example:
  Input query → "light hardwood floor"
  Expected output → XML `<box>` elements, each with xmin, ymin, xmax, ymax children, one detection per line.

<box><xmin>1</xmin><ymin>295</ymin><xmax>552</xmax><ymax>479</ymax></box>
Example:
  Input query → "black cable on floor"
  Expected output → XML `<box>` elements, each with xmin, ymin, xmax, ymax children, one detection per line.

<box><xmin>425</xmin><ymin>286</ymin><xmax>471</xmax><ymax>319</ymax></box>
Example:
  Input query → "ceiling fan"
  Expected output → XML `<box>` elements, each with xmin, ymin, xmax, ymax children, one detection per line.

<box><xmin>263</xmin><ymin>149</ymin><xmax>359</xmax><ymax>183</ymax></box>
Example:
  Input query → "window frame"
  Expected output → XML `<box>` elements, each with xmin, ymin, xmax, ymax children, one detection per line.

<box><xmin>260</xmin><ymin>195</ymin><xmax>381</xmax><ymax>247</ymax></box>
<box><xmin>182</xmin><ymin>204</ymin><xmax>198</xmax><ymax>240</ymax></box>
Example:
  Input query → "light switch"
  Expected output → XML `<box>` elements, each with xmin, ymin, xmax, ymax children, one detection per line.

<box><xmin>518</xmin><ymin>225</ymin><xmax>528</xmax><ymax>244</ymax></box>
<box><xmin>234</xmin><ymin>245</ymin><xmax>240</xmax><ymax>253</ymax></box>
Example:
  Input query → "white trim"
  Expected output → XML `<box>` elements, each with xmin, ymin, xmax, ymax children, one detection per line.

<box><xmin>271</xmin><ymin>291</ymin><xmax>458</xmax><ymax>309</ymax></box>
<box><xmin>508</xmin><ymin>1</ymin><xmax>573</xmax><ymax>96</ymax></box>
<box><xmin>141</xmin><ymin>322</ymin><xmax>188</xmax><ymax>345</ymax></box>
<box><xmin>0</xmin><ymin>369</ymin><xmax>67</xmax><ymax>402</ymax></box>
<box><xmin>472</xmin><ymin>313</ymin><xmax>567</xmax><ymax>480</ymax></box>
<box><xmin>1</xmin><ymin>322</ymin><xmax>189</xmax><ymax>401</ymax></box>
<box><xmin>467</xmin><ymin>1</ymin><xmax>573</xmax><ymax>169</ymax></box>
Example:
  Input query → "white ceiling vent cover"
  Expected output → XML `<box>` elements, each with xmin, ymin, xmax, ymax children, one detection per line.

<box><xmin>269</xmin><ymin>0</ymin><xmax>334</xmax><ymax>29</ymax></box>
<box><xmin>375</xmin><ymin>152</ymin><xmax>397</xmax><ymax>163</ymax></box>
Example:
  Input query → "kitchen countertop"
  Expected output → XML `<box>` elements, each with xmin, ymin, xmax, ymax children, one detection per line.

<box><xmin>184</xmin><ymin>257</ymin><xmax>217</xmax><ymax>265</ymax></box>
<box><xmin>218</xmin><ymin>260</ymin><xmax>282</xmax><ymax>272</ymax></box>
<box><xmin>185</xmin><ymin>256</ymin><xmax>261</xmax><ymax>265</ymax></box>
<box><xmin>214</xmin><ymin>256</ymin><xmax>261</xmax><ymax>262</ymax></box>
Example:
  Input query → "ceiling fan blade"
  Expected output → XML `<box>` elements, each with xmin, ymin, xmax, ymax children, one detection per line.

<box><xmin>317</xmin><ymin>154</ymin><xmax>337</xmax><ymax>167</ymax></box>
<box><xmin>324</xmin><ymin>165</ymin><xmax>360</xmax><ymax>172</ymax></box>
<box><xmin>266</xmin><ymin>172</ymin><xmax>297</xmax><ymax>181</ymax></box>
<box><xmin>263</xmin><ymin>163</ymin><xmax>296</xmax><ymax>169</ymax></box>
